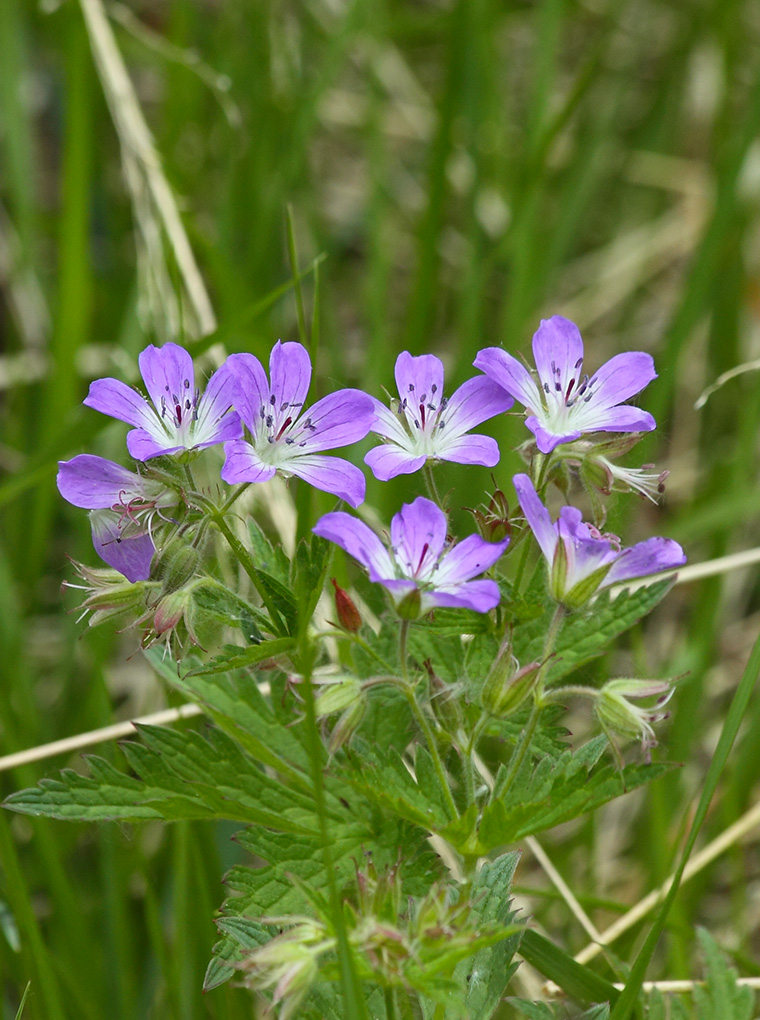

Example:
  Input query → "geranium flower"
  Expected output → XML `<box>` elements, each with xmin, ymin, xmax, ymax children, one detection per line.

<box><xmin>84</xmin><ymin>342</ymin><xmax>242</xmax><ymax>460</ymax></box>
<box><xmin>365</xmin><ymin>352</ymin><xmax>512</xmax><ymax>480</ymax></box>
<box><xmin>313</xmin><ymin>496</ymin><xmax>508</xmax><ymax>616</ymax></box>
<box><xmin>221</xmin><ymin>341</ymin><xmax>374</xmax><ymax>507</ymax></box>
<box><xmin>513</xmin><ymin>473</ymin><xmax>685</xmax><ymax>607</ymax></box>
<box><xmin>57</xmin><ymin>454</ymin><xmax>176</xmax><ymax>582</ymax></box>
<box><xmin>474</xmin><ymin>316</ymin><xmax>657</xmax><ymax>454</ymax></box>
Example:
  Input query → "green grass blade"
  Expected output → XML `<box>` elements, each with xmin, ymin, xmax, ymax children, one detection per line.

<box><xmin>519</xmin><ymin>930</ymin><xmax>620</xmax><ymax>1007</ymax></box>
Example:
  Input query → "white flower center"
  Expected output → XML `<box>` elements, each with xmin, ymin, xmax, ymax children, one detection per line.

<box><xmin>538</xmin><ymin>358</ymin><xmax>599</xmax><ymax>430</ymax></box>
<box><xmin>396</xmin><ymin>382</ymin><xmax>449</xmax><ymax>454</ymax></box>
<box><xmin>254</xmin><ymin>395</ymin><xmax>315</xmax><ymax>464</ymax></box>
<box><xmin>158</xmin><ymin>377</ymin><xmax>200</xmax><ymax>441</ymax></box>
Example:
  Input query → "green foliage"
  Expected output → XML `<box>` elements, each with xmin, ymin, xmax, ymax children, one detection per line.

<box><xmin>458</xmin><ymin>852</ymin><xmax>523</xmax><ymax>1020</ymax></box>
<box><xmin>692</xmin><ymin>929</ymin><xmax>754</xmax><ymax>1020</ymax></box>
<box><xmin>445</xmin><ymin>740</ymin><xmax>672</xmax><ymax>855</ymax></box>
<box><xmin>4</xmin><ymin>723</ymin><xmax>320</xmax><ymax>832</ymax></box>
<box><xmin>513</xmin><ymin>582</ymin><xmax>674</xmax><ymax>686</ymax></box>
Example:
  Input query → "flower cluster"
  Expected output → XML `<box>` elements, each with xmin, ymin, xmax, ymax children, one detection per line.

<box><xmin>59</xmin><ymin>316</ymin><xmax>682</xmax><ymax>655</ymax></box>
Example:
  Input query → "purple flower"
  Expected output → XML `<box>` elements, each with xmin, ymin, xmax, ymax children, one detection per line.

<box><xmin>513</xmin><ymin>473</ymin><xmax>685</xmax><ymax>608</ymax></box>
<box><xmin>57</xmin><ymin>454</ymin><xmax>175</xmax><ymax>582</ymax></box>
<box><xmin>365</xmin><ymin>352</ymin><xmax>512</xmax><ymax>481</ymax></box>
<box><xmin>84</xmin><ymin>342</ymin><xmax>242</xmax><ymax>460</ymax></box>
<box><xmin>474</xmin><ymin>316</ymin><xmax>657</xmax><ymax>454</ymax></box>
<box><xmin>221</xmin><ymin>342</ymin><xmax>374</xmax><ymax>507</ymax></box>
<box><xmin>313</xmin><ymin>496</ymin><xmax>508</xmax><ymax>615</ymax></box>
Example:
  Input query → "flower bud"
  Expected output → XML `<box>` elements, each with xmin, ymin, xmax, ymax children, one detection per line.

<box><xmin>330</xmin><ymin>578</ymin><xmax>362</xmax><ymax>632</ymax></box>
<box><xmin>481</xmin><ymin>647</ymin><xmax>541</xmax><ymax>717</ymax></box>
<box><xmin>427</xmin><ymin>666</ymin><xmax>462</xmax><ymax>734</ymax></box>
<box><xmin>153</xmin><ymin>542</ymin><xmax>200</xmax><ymax>593</ymax></box>
<box><xmin>315</xmin><ymin>675</ymin><xmax>363</xmax><ymax>717</ymax></box>
<box><xmin>328</xmin><ymin>700</ymin><xmax>367</xmax><ymax>754</ymax></box>
<box><xmin>152</xmin><ymin>589</ymin><xmax>192</xmax><ymax>635</ymax></box>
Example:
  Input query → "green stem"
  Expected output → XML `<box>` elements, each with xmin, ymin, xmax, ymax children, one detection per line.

<box><xmin>512</xmin><ymin>532</ymin><xmax>533</xmax><ymax>593</ymax></box>
<box><xmin>211</xmin><ymin>512</ymin><xmax>283</xmax><ymax>627</ymax></box>
<box><xmin>217</xmin><ymin>481</ymin><xmax>250</xmax><ymax>516</ymax></box>
<box><xmin>422</xmin><ymin>462</ymin><xmax>444</xmax><ymax>506</ymax></box>
<box><xmin>399</xmin><ymin>620</ymin><xmax>459</xmax><ymax>821</ymax></box>
<box><xmin>496</xmin><ymin>605</ymin><xmax>565</xmax><ymax>801</ymax></box>
<box><xmin>297</xmin><ymin>636</ymin><xmax>367</xmax><ymax>1019</ymax></box>
<box><xmin>384</xmin><ymin>986</ymin><xmax>397</xmax><ymax>1020</ymax></box>
<box><xmin>495</xmin><ymin>697</ymin><xmax>542</xmax><ymax>801</ymax></box>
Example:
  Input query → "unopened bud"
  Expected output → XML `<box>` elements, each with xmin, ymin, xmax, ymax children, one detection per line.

<box><xmin>153</xmin><ymin>589</ymin><xmax>191</xmax><ymax>635</ymax></box>
<box><xmin>331</xmin><ymin>578</ymin><xmax>362</xmax><ymax>632</ymax></box>
<box><xmin>328</xmin><ymin>699</ymin><xmax>367</xmax><ymax>753</ymax></box>
<box><xmin>427</xmin><ymin>664</ymin><xmax>462</xmax><ymax>733</ymax></box>
<box><xmin>315</xmin><ymin>675</ymin><xmax>363</xmax><ymax>717</ymax></box>
<box><xmin>482</xmin><ymin>649</ymin><xmax>541</xmax><ymax>717</ymax></box>
<box><xmin>154</xmin><ymin>542</ymin><xmax>200</xmax><ymax>593</ymax></box>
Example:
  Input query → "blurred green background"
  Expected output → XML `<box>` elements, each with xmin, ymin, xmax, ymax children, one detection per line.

<box><xmin>2</xmin><ymin>0</ymin><xmax>760</xmax><ymax>1016</ymax></box>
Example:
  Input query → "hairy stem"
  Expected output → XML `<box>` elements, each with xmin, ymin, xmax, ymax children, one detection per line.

<box><xmin>496</xmin><ymin>605</ymin><xmax>565</xmax><ymax>801</ymax></box>
<box><xmin>399</xmin><ymin>620</ymin><xmax>459</xmax><ymax>821</ymax></box>
<box><xmin>422</xmin><ymin>462</ymin><xmax>444</xmax><ymax>506</ymax></box>
<box><xmin>211</xmin><ymin>512</ymin><xmax>283</xmax><ymax>628</ymax></box>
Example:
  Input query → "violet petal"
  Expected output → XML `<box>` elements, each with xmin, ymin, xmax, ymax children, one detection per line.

<box><xmin>390</xmin><ymin>497</ymin><xmax>447</xmax><ymax>579</ymax></box>
<box><xmin>57</xmin><ymin>455</ymin><xmax>143</xmax><ymax>510</ymax></box>
<box><xmin>313</xmin><ymin>512</ymin><xmax>395</xmax><ymax>579</ymax></box>
<box><xmin>394</xmin><ymin>352</ymin><xmax>444</xmax><ymax>410</ymax></box>
<box><xmin>435</xmin><ymin>532</ymin><xmax>509</xmax><ymax>585</ymax></box>
<box><xmin>295</xmin><ymin>389</ymin><xmax>374</xmax><ymax>452</ymax></box>
<box><xmin>285</xmin><ymin>454</ymin><xmax>367</xmax><ymax>507</ymax></box>
<box><xmin>435</xmin><ymin>434</ymin><xmax>501</xmax><ymax>467</ymax></box>
<box><xmin>89</xmin><ymin>510</ymin><xmax>154</xmax><ymax>582</ymax></box>
<box><xmin>224</xmin><ymin>353</ymin><xmax>271</xmax><ymax>433</ymax></box>
<box><xmin>473</xmin><ymin>347</ymin><xmax>540</xmax><ymax>411</ymax></box>
<box><xmin>193</xmin><ymin>362</ymin><xmax>242</xmax><ymax>445</ymax></box>
<box><xmin>427</xmin><ymin>579</ymin><xmax>502</xmax><ymax>613</ymax></box>
<box><xmin>126</xmin><ymin>430</ymin><xmax>184</xmax><ymax>461</ymax></box>
<box><xmin>606</xmin><ymin>537</ymin><xmax>686</xmax><ymax>586</ymax></box>
<box><xmin>138</xmin><ymin>343</ymin><xmax>196</xmax><ymax>417</ymax></box>
<box><xmin>526</xmin><ymin>417</ymin><xmax>583</xmax><ymax>454</ymax></box>
<box><xmin>365</xmin><ymin>445</ymin><xmax>427</xmax><ymax>481</ymax></box>
<box><xmin>269</xmin><ymin>341</ymin><xmax>312</xmax><ymax>417</ymax></box>
<box><xmin>588</xmin><ymin>351</ymin><xmax>657</xmax><ymax>410</ymax></box>
<box><xmin>441</xmin><ymin>376</ymin><xmax>513</xmax><ymax>435</ymax></box>
<box><xmin>532</xmin><ymin>316</ymin><xmax>584</xmax><ymax>394</ymax></box>
<box><xmin>512</xmin><ymin>473</ymin><xmax>558</xmax><ymax>564</ymax></box>
<box><xmin>84</xmin><ymin>377</ymin><xmax>159</xmax><ymax>432</ymax></box>
<box><xmin>220</xmin><ymin>440</ymin><xmax>277</xmax><ymax>485</ymax></box>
